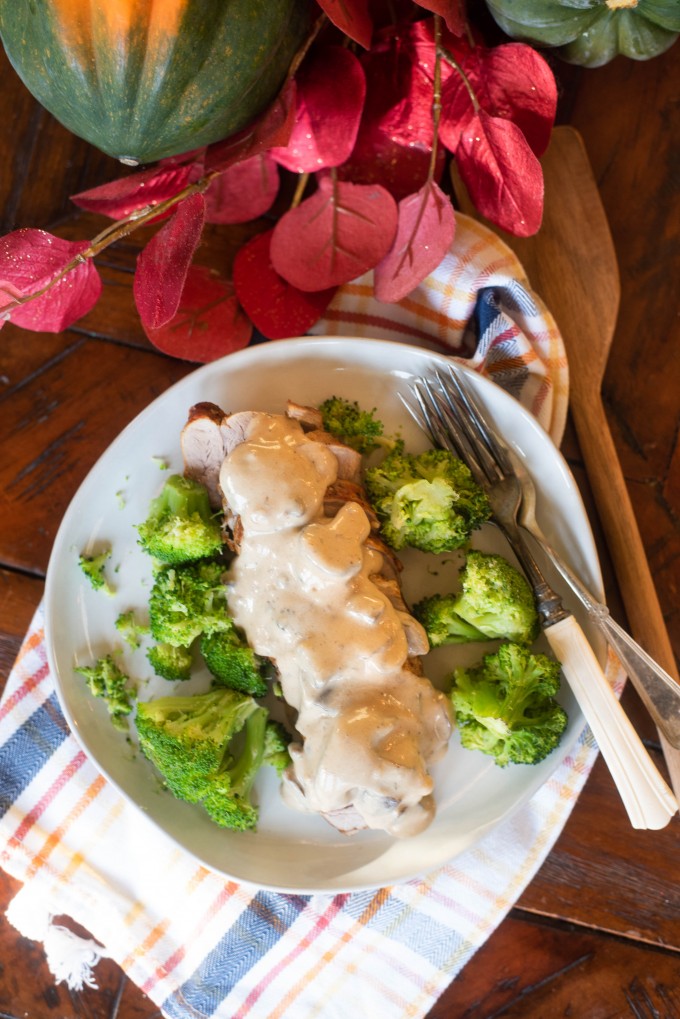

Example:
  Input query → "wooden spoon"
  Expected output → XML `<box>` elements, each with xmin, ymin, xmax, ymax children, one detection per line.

<box><xmin>454</xmin><ymin>125</ymin><xmax>680</xmax><ymax>797</ymax></box>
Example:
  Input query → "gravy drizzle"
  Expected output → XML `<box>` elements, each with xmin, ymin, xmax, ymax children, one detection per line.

<box><xmin>220</xmin><ymin>413</ymin><xmax>453</xmax><ymax>838</ymax></box>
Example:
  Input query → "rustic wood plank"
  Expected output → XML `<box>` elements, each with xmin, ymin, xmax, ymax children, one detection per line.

<box><xmin>0</xmin><ymin>50</ymin><xmax>124</xmax><ymax>235</ymax></box>
<box><xmin>0</xmin><ymin>570</ymin><xmax>44</xmax><ymax>680</ymax></box>
<box><xmin>519</xmin><ymin>741</ymin><xmax>680</xmax><ymax>948</ymax></box>
<box><xmin>430</xmin><ymin>912</ymin><xmax>680</xmax><ymax>1018</ymax></box>
<box><xmin>0</xmin><ymin>340</ymin><xmax>189</xmax><ymax>573</ymax></box>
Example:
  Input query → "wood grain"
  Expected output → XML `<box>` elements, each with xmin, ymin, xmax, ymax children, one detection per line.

<box><xmin>0</xmin><ymin>32</ymin><xmax>678</xmax><ymax>1019</ymax></box>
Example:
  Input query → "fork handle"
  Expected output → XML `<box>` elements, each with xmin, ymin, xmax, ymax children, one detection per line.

<box><xmin>523</xmin><ymin>525</ymin><xmax>680</xmax><ymax>749</ymax></box>
<box><xmin>544</xmin><ymin>615</ymin><xmax>678</xmax><ymax>829</ymax></box>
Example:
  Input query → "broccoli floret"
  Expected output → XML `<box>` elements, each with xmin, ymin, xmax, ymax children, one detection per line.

<box><xmin>414</xmin><ymin>550</ymin><xmax>539</xmax><ymax>646</ymax></box>
<box><xmin>413</xmin><ymin>594</ymin><xmax>488</xmax><ymax>646</ymax></box>
<box><xmin>365</xmin><ymin>448</ymin><xmax>491</xmax><ymax>553</ymax></box>
<box><xmin>135</xmin><ymin>689</ymin><xmax>268</xmax><ymax>830</ymax></box>
<box><xmin>115</xmin><ymin>610</ymin><xmax>149</xmax><ymax>650</ymax></box>
<box><xmin>449</xmin><ymin>642</ymin><xmax>568</xmax><ymax>767</ymax></box>
<box><xmin>147</xmin><ymin>642</ymin><xmax>193</xmax><ymax>681</ymax></box>
<box><xmin>202</xmin><ymin>706</ymin><xmax>269</xmax><ymax>831</ymax></box>
<box><xmin>263</xmin><ymin>720</ymin><xmax>292</xmax><ymax>776</ymax></box>
<box><xmin>453</xmin><ymin>550</ymin><xmax>539</xmax><ymax>643</ymax></box>
<box><xmin>148</xmin><ymin>560</ymin><xmax>232</xmax><ymax>648</ymax></box>
<box><xmin>75</xmin><ymin>654</ymin><xmax>135</xmax><ymax>729</ymax></box>
<box><xmin>136</xmin><ymin>474</ymin><xmax>223</xmax><ymax>565</ymax></box>
<box><xmin>78</xmin><ymin>547</ymin><xmax>114</xmax><ymax>594</ymax></box>
<box><xmin>319</xmin><ymin>396</ymin><xmax>385</xmax><ymax>454</ymax></box>
<box><xmin>201</xmin><ymin>630</ymin><xmax>269</xmax><ymax>697</ymax></box>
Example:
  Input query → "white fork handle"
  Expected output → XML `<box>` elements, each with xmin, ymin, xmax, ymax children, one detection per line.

<box><xmin>545</xmin><ymin>615</ymin><xmax>678</xmax><ymax>829</ymax></box>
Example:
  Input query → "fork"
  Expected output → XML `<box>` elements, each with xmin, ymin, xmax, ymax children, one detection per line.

<box><xmin>424</xmin><ymin>368</ymin><xmax>680</xmax><ymax>752</ymax></box>
<box><xmin>405</xmin><ymin>366</ymin><xmax>678</xmax><ymax>830</ymax></box>
<box><xmin>506</xmin><ymin>430</ymin><xmax>680</xmax><ymax>751</ymax></box>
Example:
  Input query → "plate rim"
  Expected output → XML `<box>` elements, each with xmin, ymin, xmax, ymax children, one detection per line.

<box><xmin>44</xmin><ymin>335</ymin><xmax>602</xmax><ymax>893</ymax></box>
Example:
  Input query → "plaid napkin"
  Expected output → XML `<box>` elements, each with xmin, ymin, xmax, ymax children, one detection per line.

<box><xmin>0</xmin><ymin>214</ymin><xmax>618</xmax><ymax>1017</ymax></box>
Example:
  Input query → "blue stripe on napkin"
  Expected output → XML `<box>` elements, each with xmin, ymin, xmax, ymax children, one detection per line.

<box><xmin>161</xmin><ymin>891</ymin><xmax>308</xmax><ymax>1017</ymax></box>
<box><xmin>0</xmin><ymin>693</ymin><xmax>70</xmax><ymax>817</ymax></box>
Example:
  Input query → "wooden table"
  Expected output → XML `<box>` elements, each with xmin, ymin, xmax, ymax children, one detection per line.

<box><xmin>1</xmin><ymin>39</ymin><xmax>679</xmax><ymax>1019</ymax></box>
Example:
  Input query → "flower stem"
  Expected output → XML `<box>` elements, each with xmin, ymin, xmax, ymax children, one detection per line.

<box><xmin>438</xmin><ymin>47</ymin><xmax>480</xmax><ymax>114</ymax></box>
<box><xmin>291</xmin><ymin>172</ymin><xmax>310</xmax><ymax>209</ymax></box>
<box><xmin>0</xmin><ymin>173</ymin><xmax>216</xmax><ymax>319</ymax></box>
<box><xmin>428</xmin><ymin>16</ymin><xmax>444</xmax><ymax>182</ymax></box>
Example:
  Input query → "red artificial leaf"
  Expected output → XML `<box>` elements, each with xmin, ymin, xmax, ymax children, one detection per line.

<box><xmin>455</xmin><ymin>110</ymin><xmax>544</xmax><ymax>236</ymax></box>
<box><xmin>270</xmin><ymin>175</ymin><xmax>398</xmax><ymax>291</ymax></box>
<box><xmin>403</xmin><ymin>17</ymin><xmax>456</xmax><ymax>103</ymax></box>
<box><xmin>414</xmin><ymin>0</ymin><xmax>467</xmax><ymax>35</ymax></box>
<box><xmin>133</xmin><ymin>193</ymin><xmax>206</xmax><ymax>330</ymax></box>
<box><xmin>374</xmin><ymin>180</ymin><xmax>455</xmax><ymax>302</ymax></box>
<box><xmin>205</xmin><ymin>154</ymin><xmax>280</xmax><ymax>224</ymax></box>
<box><xmin>233</xmin><ymin>230</ymin><xmax>336</xmax><ymax>340</ymax></box>
<box><xmin>341</xmin><ymin>129</ymin><xmax>444</xmax><ymax>202</ymax></box>
<box><xmin>144</xmin><ymin>264</ymin><xmax>252</xmax><ymax>363</ymax></box>
<box><xmin>339</xmin><ymin>28</ymin><xmax>445</xmax><ymax>200</ymax></box>
<box><xmin>316</xmin><ymin>0</ymin><xmax>373</xmax><ymax>48</ymax></box>
<box><xmin>0</xmin><ymin>230</ymin><xmax>101</xmax><ymax>332</ymax></box>
<box><xmin>481</xmin><ymin>44</ymin><xmax>557</xmax><ymax>158</ymax></box>
<box><xmin>71</xmin><ymin>164</ymin><xmax>196</xmax><ymax>220</ymax></box>
<box><xmin>378</xmin><ymin>26</ymin><xmax>442</xmax><ymax>151</ymax></box>
<box><xmin>204</xmin><ymin>80</ymin><xmax>297</xmax><ymax>174</ymax></box>
<box><xmin>271</xmin><ymin>47</ymin><xmax>366</xmax><ymax>173</ymax></box>
<box><xmin>437</xmin><ymin>33</ymin><xmax>556</xmax><ymax>158</ymax></box>
<box><xmin>0</xmin><ymin>281</ymin><xmax>22</xmax><ymax>329</ymax></box>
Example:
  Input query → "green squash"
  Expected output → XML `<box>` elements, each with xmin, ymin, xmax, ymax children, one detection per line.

<box><xmin>0</xmin><ymin>0</ymin><xmax>312</xmax><ymax>164</ymax></box>
<box><xmin>485</xmin><ymin>0</ymin><xmax>680</xmax><ymax>67</ymax></box>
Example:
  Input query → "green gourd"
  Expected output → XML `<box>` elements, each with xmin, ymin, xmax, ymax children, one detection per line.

<box><xmin>485</xmin><ymin>0</ymin><xmax>679</xmax><ymax>67</ymax></box>
<box><xmin>0</xmin><ymin>0</ymin><xmax>312</xmax><ymax>164</ymax></box>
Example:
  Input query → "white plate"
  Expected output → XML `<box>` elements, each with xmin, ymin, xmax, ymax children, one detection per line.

<box><xmin>45</xmin><ymin>337</ymin><xmax>604</xmax><ymax>893</ymax></box>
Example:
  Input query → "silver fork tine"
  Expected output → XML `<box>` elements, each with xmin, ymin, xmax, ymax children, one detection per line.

<box><xmin>407</xmin><ymin>380</ymin><xmax>489</xmax><ymax>489</ymax></box>
<box><xmin>434</xmin><ymin>367</ymin><xmax>514</xmax><ymax>481</ymax></box>
<box><xmin>400</xmin><ymin>383</ymin><xmax>481</xmax><ymax>483</ymax></box>
<box><xmin>421</xmin><ymin>380</ymin><xmax>485</xmax><ymax>478</ymax></box>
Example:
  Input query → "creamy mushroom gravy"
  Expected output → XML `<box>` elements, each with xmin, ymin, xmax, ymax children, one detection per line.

<box><xmin>219</xmin><ymin>412</ymin><xmax>453</xmax><ymax>838</ymax></box>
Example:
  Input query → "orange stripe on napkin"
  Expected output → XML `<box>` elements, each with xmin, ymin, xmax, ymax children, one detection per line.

<box><xmin>253</xmin><ymin>888</ymin><xmax>392</xmax><ymax>1019</ymax></box>
<box><xmin>25</xmin><ymin>772</ymin><xmax>107</xmax><ymax>880</ymax></box>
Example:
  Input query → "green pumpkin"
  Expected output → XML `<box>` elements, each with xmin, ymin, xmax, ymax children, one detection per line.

<box><xmin>0</xmin><ymin>0</ymin><xmax>312</xmax><ymax>164</ymax></box>
<box><xmin>485</xmin><ymin>0</ymin><xmax>680</xmax><ymax>67</ymax></box>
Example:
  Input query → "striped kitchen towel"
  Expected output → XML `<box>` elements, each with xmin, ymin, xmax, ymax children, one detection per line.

<box><xmin>0</xmin><ymin>214</ymin><xmax>609</xmax><ymax>1019</ymax></box>
<box><xmin>312</xmin><ymin>214</ymin><xmax>568</xmax><ymax>442</ymax></box>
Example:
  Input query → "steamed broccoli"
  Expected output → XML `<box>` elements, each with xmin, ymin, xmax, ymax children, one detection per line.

<box><xmin>147</xmin><ymin>642</ymin><xmax>193</xmax><ymax>681</ymax></box>
<box><xmin>148</xmin><ymin>560</ymin><xmax>233</xmax><ymax>648</ymax></box>
<box><xmin>414</xmin><ymin>595</ymin><xmax>488</xmax><ymax>646</ymax></box>
<box><xmin>200</xmin><ymin>630</ymin><xmax>270</xmax><ymax>697</ymax></box>
<box><xmin>319</xmin><ymin>396</ymin><xmax>385</xmax><ymax>454</ymax></box>
<box><xmin>201</xmin><ymin>707</ymin><xmax>269</xmax><ymax>830</ymax></box>
<box><xmin>75</xmin><ymin>654</ymin><xmax>135</xmax><ymax>729</ymax></box>
<box><xmin>136</xmin><ymin>474</ymin><xmax>223</xmax><ymax>565</ymax></box>
<box><xmin>135</xmin><ymin>688</ymin><xmax>269</xmax><ymax>830</ymax></box>
<box><xmin>450</xmin><ymin>642</ymin><xmax>567</xmax><ymax>767</ymax></box>
<box><xmin>115</xmin><ymin>610</ymin><xmax>149</xmax><ymax>650</ymax></box>
<box><xmin>263</xmin><ymin>720</ymin><xmax>292</xmax><ymax>776</ymax></box>
<box><xmin>415</xmin><ymin>550</ymin><xmax>539</xmax><ymax>647</ymax></box>
<box><xmin>78</xmin><ymin>547</ymin><xmax>114</xmax><ymax>594</ymax></box>
<box><xmin>365</xmin><ymin>448</ymin><xmax>491</xmax><ymax>553</ymax></box>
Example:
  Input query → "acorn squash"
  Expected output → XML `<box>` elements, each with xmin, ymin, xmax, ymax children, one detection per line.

<box><xmin>0</xmin><ymin>0</ymin><xmax>312</xmax><ymax>164</ymax></box>
<box><xmin>485</xmin><ymin>0</ymin><xmax>679</xmax><ymax>67</ymax></box>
